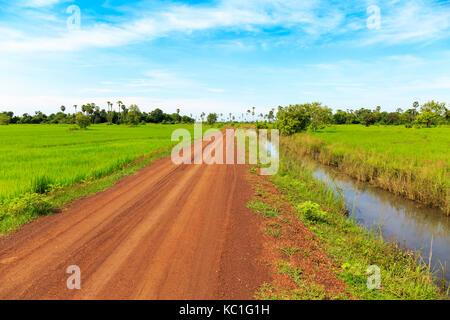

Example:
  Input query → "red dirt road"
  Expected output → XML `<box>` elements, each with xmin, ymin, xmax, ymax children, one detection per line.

<box><xmin>0</xmin><ymin>132</ymin><xmax>269</xmax><ymax>299</ymax></box>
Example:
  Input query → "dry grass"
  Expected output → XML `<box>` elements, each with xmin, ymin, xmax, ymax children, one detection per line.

<box><xmin>281</xmin><ymin>125</ymin><xmax>449</xmax><ymax>215</ymax></box>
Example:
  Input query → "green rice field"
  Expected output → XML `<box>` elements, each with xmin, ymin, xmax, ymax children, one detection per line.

<box><xmin>0</xmin><ymin>124</ymin><xmax>196</xmax><ymax>201</ymax></box>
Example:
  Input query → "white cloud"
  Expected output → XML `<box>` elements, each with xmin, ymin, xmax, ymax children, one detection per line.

<box><xmin>0</xmin><ymin>0</ymin><xmax>346</xmax><ymax>52</ymax></box>
<box><xmin>1</xmin><ymin>0</ymin><xmax>448</xmax><ymax>52</ymax></box>
<box><xmin>358</xmin><ymin>0</ymin><xmax>450</xmax><ymax>45</ymax></box>
<box><xmin>22</xmin><ymin>0</ymin><xmax>63</xmax><ymax>7</ymax></box>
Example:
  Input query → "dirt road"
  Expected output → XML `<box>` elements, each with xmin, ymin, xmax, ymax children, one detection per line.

<box><xmin>0</xmin><ymin>131</ymin><xmax>269</xmax><ymax>299</ymax></box>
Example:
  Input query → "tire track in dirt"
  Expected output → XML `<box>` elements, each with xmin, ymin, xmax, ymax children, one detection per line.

<box><xmin>0</xmin><ymin>130</ymin><xmax>269</xmax><ymax>299</ymax></box>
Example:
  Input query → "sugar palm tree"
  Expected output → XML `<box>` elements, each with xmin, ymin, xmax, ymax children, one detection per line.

<box><xmin>60</xmin><ymin>105</ymin><xmax>66</xmax><ymax>113</ymax></box>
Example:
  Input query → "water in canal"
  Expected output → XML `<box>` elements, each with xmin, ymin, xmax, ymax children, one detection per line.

<box><xmin>267</xmin><ymin>142</ymin><xmax>449</xmax><ymax>283</ymax></box>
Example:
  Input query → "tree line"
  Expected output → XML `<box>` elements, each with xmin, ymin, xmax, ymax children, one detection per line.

<box><xmin>0</xmin><ymin>102</ymin><xmax>195</xmax><ymax>127</ymax></box>
<box><xmin>274</xmin><ymin>100</ymin><xmax>450</xmax><ymax>135</ymax></box>
<box><xmin>1</xmin><ymin>100</ymin><xmax>448</xmax><ymax>132</ymax></box>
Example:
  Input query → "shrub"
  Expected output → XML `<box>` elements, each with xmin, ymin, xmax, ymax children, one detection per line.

<box><xmin>1</xmin><ymin>193</ymin><xmax>52</xmax><ymax>220</ymax></box>
<box><xmin>75</xmin><ymin>112</ymin><xmax>91</xmax><ymax>129</ymax></box>
<box><xmin>296</xmin><ymin>201</ymin><xmax>328</xmax><ymax>223</ymax></box>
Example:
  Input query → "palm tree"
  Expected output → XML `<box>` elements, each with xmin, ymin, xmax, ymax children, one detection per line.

<box><xmin>60</xmin><ymin>105</ymin><xmax>66</xmax><ymax>113</ymax></box>
<box><xmin>73</xmin><ymin>105</ymin><xmax>77</xmax><ymax>114</ymax></box>
<box><xmin>121</xmin><ymin>105</ymin><xmax>128</xmax><ymax>123</ymax></box>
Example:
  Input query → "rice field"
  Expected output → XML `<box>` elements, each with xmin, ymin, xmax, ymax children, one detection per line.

<box><xmin>281</xmin><ymin>125</ymin><xmax>450</xmax><ymax>214</ymax></box>
<box><xmin>0</xmin><ymin>124</ymin><xmax>196</xmax><ymax>201</ymax></box>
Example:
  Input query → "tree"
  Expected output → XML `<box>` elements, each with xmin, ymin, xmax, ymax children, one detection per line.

<box><xmin>421</xmin><ymin>100</ymin><xmax>446</xmax><ymax>116</ymax></box>
<box><xmin>362</xmin><ymin>112</ymin><xmax>376</xmax><ymax>127</ymax></box>
<box><xmin>148</xmin><ymin>108</ymin><xmax>165</xmax><ymax>123</ymax></box>
<box><xmin>414</xmin><ymin>100</ymin><xmax>446</xmax><ymax>127</ymax></box>
<box><xmin>333</xmin><ymin>110</ymin><xmax>347</xmax><ymax>124</ymax></box>
<box><xmin>308</xmin><ymin>102</ymin><xmax>332</xmax><ymax>131</ymax></box>
<box><xmin>268</xmin><ymin>109</ymin><xmax>275</xmax><ymax>123</ymax></box>
<box><xmin>75</xmin><ymin>112</ymin><xmax>91</xmax><ymax>129</ymax></box>
<box><xmin>206</xmin><ymin>113</ymin><xmax>218</xmax><ymax>125</ymax></box>
<box><xmin>276</xmin><ymin>104</ymin><xmax>311</xmax><ymax>135</ymax></box>
<box><xmin>73</xmin><ymin>105</ymin><xmax>77</xmax><ymax>114</ymax></box>
<box><xmin>0</xmin><ymin>113</ymin><xmax>11</xmax><ymax>125</ymax></box>
<box><xmin>415</xmin><ymin>111</ymin><xmax>439</xmax><ymax>128</ymax></box>
<box><xmin>127</xmin><ymin>104</ymin><xmax>141</xmax><ymax>125</ymax></box>
<box><xmin>60</xmin><ymin>105</ymin><xmax>66</xmax><ymax>113</ymax></box>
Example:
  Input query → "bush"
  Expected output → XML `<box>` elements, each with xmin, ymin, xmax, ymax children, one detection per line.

<box><xmin>75</xmin><ymin>112</ymin><xmax>91</xmax><ymax>129</ymax></box>
<box><xmin>296</xmin><ymin>201</ymin><xmax>328</xmax><ymax>223</ymax></box>
<box><xmin>1</xmin><ymin>193</ymin><xmax>52</xmax><ymax>220</ymax></box>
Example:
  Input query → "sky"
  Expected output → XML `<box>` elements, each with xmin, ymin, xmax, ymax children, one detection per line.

<box><xmin>0</xmin><ymin>0</ymin><xmax>449</xmax><ymax>117</ymax></box>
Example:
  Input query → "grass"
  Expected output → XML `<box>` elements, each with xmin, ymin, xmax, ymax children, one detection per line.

<box><xmin>281</xmin><ymin>125</ymin><xmax>450</xmax><ymax>215</ymax></box>
<box><xmin>0</xmin><ymin>123</ymin><xmax>201</xmax><ymax>234</ymax></box>
<box><xmin>270</xmin><ymin>151</ymin><xmax>446</xmax><ymax>299</ymax></box>
<box><xmin>246</xmin><ymin>199</ymin><xmax>279</xmax><ymax>218</ymax></box>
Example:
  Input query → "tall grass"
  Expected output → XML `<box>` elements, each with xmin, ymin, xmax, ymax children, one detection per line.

<box><xmin>281</xmin><ymin>125</ymin><xmax>449</xmax><ymax>215</ymax></box>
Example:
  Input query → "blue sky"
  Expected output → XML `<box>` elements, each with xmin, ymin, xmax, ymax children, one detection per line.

<box><xmin>1</xmin><ymin>0</ymin><xmax>449</xmax><ymax>117</ymax></box>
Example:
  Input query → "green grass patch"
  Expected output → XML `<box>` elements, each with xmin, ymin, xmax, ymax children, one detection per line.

<box><xmin>246</xmin><ymin>199</ymin><xmax>279</xmax><ymax>218</ymax></box>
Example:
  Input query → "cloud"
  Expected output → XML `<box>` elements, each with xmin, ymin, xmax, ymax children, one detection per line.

<box><xmin>22</xmin><ymin>0</ymin><xmax>63</xmax><ymax>7</ymax></box>
<box><xmin>358</xmin><ymin>0</ymin><xmax>450</xmax><ymax>45</ymax></box>
<box><xmin>1</xmin><ymin>0</ymin><xmax>448</xmax><ymax>52</ymax></box>
<box><xmin>0</xmin><ymin>0</ymin><xmax>346</xmax><ymax>52</ymax></box>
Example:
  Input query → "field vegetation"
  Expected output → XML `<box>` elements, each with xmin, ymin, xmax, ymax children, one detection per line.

<box><xmin>0</xmin><ymin>124</ymin><xmax>198</xmax><ymax>234</ymax></box>
<box><xmin>280</xmin><ymin>125</ymin><xmax>449</xmax><ymax>215</ymax></box>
